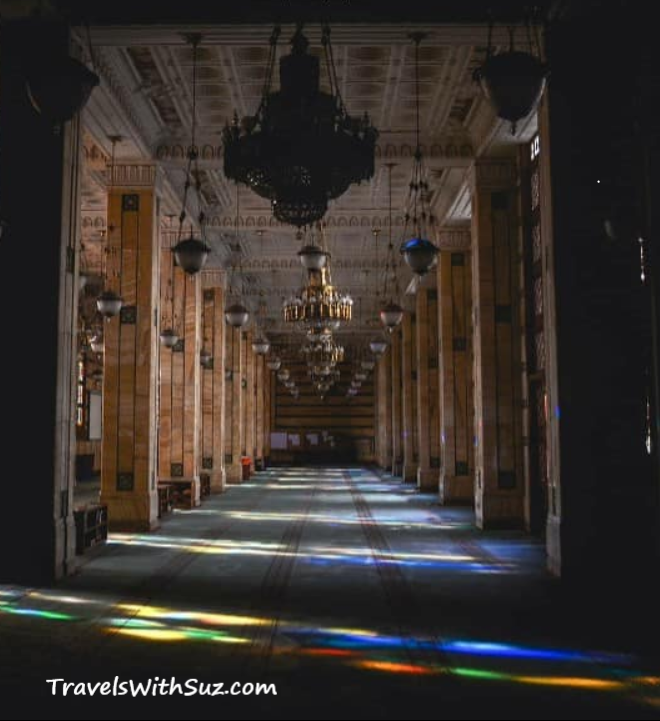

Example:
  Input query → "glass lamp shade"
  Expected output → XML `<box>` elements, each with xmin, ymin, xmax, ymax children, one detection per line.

<box><xmin>355</xmin><ymin>372</ymin><xmax>368</xmax><ymax>382</ymax></box>
<box><xmin>361</xmin><ymin>359</ymin><xmax>376</xmax><ymax>371</ymax></box>
<box><xmin>90</xmin><ymin>335</ymin><xmax>104</xmax><ymax>354</ymax></box>
<box><xmin>173</xmin><ymin>236</ymin><xmax>211</xmax><ymax>275</ymax></box>
<box><xmin>277</xmin><ymin>369</ymin><xmax>290</xmax><ymax>382</ymax></box>
<box><xmin>351</xmin><ymin>380</ymin><xmax>362</xmax><ymax>389</ymax></box>
<box><xmin>285</xmin><ymin>380</ymin><xmax>296</xmax><ymax>389</ymax></box>
<box><xmin>317</xmin><ymin>382</ymin><xmax>331</xmax><ymax>393</ymax></box>
<box><xmin>96</xmin><ymin>289</ymin><xmax>123</xmax><ymax>319</ymax></box>
<box><xmin>347</xmin><ymin>388</ymin><xmax>358</xmax><ymax>396</ymax></box>
<box><xmin>380</xmin><ymin>301</ymin><xmax>404</xmax><ymax>330</ymax></box>
<box><xmin>225</xmin><ymin>303</ymin><xmax>250</xmax><ymax>328</ymax></box>
<box><xmin>252</xmin><ymin>339</ymin><xmax>271</xmax><ymax>355</ymax></box>
<box><xmin>369</xmin><ymin>340</ymin><xmax>388</xmax><ymax>355</ymax></box>
<box><xmin>26</xmin><ymin>56</ymin><xmax>99</xmax><ymax>126</ymax></box>
<box><xmin>267</xmin><ymin>359</ymin><xmax>282</xmax><ymax>371</ymax></box>
<box><xmin>473</xmin><ymin>51</ymin><xmax>548</xmax><ymax>133</ymax></box>
<box><xmin>400</xmin><ymin>237</ymin><xmax>439</xmax><ymax>275</ymax></box>
<box><xmin>298</xmin><ymin>244</ymin><xmax>328</xmax><ymax>270</ymax></box>
<box><xmin>159</xmin><ymin>329</ymin><xmax>179</xmax><ymax>348</ymax></box>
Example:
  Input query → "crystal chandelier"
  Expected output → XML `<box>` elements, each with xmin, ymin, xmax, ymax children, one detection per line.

<box><xmin>283</xmin><ymin>229</ymin><xmax>352</xmax><ymax>328</ymax></box>
<box><xmin>222</xmin><ymin>23</ymin><xmax>378</xmax><ymax>228</ymax></box>
<box><xmin>399</xmin><ymin>33</ymin><xmax>439</xmax><ymax>277</ymax></box>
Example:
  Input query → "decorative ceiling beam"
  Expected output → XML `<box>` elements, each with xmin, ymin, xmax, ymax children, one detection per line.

<box><xmin>85</xmin><ymin>24</ymin><xmax>518</xmax><ymax>48</ymax></box>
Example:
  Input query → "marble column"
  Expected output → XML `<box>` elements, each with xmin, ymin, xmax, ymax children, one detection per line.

<box><xmin>157</xmin><ymin>229</ymin><xmax>202</xmax><ymax>506</ymax></box>
<box><xmin>243</xmin><ymin>331</ymin><xmax>256</xmax><ymax>474</ymax></box>
<box><xmin>256</xmin><ymin>353</ymin><xmax>265</xmax><ymax>469</ymax></box>
<box><xmin>225</xmin><ymin>327</ymin><xmax>244</xmax><ymax>483</ymax></box>
<box><xmin>376</xmin><ymin>350</ymin><xmax>392</xmax><ymax>471</ymax></box>
<box><xmin>437</xmin><ymin>228</ymin><xmax>474</xmax><ymax>504</ymax></box>
<box><xmin>200</xmin><ymin>273</ymin><xmax>227</xmax><ymax>492</ymax></box>
<box><xmin>102</xmin><ymin>163</ymin><xmax>162</xmax><ymax>529</ymax></box>
<box><xmin>415</xmin><ymin>284</ymin><xmax>440</xmax><ymax>491</ymax></box>
<box><xmin>390</xmin><ymin>328</ymin><xmax>403</xmax><ymax>477</ymax></box>
<box><xmin>471</xmin><ymin>159</ymin><xmax>525</xmax><ymax>528</ymax></box>
<box><xmin>401</xmin><ymin>313</ymin><xmax>417</xmax><ymax>482</ymax></box>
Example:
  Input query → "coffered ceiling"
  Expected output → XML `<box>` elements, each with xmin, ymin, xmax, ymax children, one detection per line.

<box><xmin>78</xmin><ymin>22</ymin><xmax>538</xmax><ymax>340</ymax></box>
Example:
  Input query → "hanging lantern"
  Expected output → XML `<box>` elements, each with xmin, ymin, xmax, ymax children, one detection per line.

<box><xmin>26</xmin><ymin>56</ymin><xmax>99</xmax><ymax>127</ymax></box>
<box><xmin>347</xmin><ymin>388</ymin><xmax>358</xmax><ymax>396</ymax></box>
<box><xmin>355</xmin><ymin>372</ymin><xmax>368</xmax><ymax>382</ymax></box>
<box><xmin>400</xmin><ymin>237</ymin><xmax>438</xmax><ymax>276</ymax></box>
<box><xmin>351</xmin><ymin>380</ymin><xmax>362</xmax><ymax>389</ymax></box>
<box><xmin>200</xmin><ymin>348</ymin><xmax>213</xmax><ymax>367</ymax></box>
<box><xmin>96</xmin><ymin>289</ymin><xmax>123</xmax><ymax>319</ymax></box>
<box><xmin>160</xmin><ymin>329</ymin><xmax>179</xmax><ymax>348</ymax></box>
<box><xmin>370</xmin><ymin>340</ymin><xmax>388</xmax><ymax>356</ymax></box>
<box><xmin>225</xmin><ymin>303</ymin><xmax>250</xmax><ymax>328</ymax></box>
<box><xmin>379</xmin><ymin>301</ymin><xmax>404</xmax><ymax>331</ymax></box>
<box><xmin>473</xmin><ymin>51</ymin><xmax>548</xmax><ymax>135</ymax></box>
<box><xmin>298</xmin><ymin>244</ymin><xmax>328</xmax><ymax>271</ymax></box>
<box><xmin>285</xmin><ymin>380</ymin><xmax>296</xmax><ymax>389</ymax></box>
<box><xmin>173</xmin><ymin>236</ymin><xmax>211</xmax><ymax>275</ymax></box>
<box><xmin>267</xmin><ymin>358</ymin><xmax>282</xmax><ymax>371</ymax></box>
<box><xmin>90</xmin><ymin>335</ymin><xmax>104</xmax><ymax>354</ymax></box>
<box><xmin>361</xmin><ymin>359</ymin><xmax>376</xmax><ymax>371</ymax></box>
<box><xmin>252</xmin><ymin>338</ymin><xmax>271</xmax><ymax>355</ymax></box>
<box><xmin>277</xmin><ymin>369</ymin><xmax>290</xmax><ymax>382</ymax></box>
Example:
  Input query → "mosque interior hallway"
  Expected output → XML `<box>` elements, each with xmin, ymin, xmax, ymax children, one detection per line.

<box><xmin>1</xmin><ymin>466</ymin><xmax>659</xmax><ymax>719</ymax></box>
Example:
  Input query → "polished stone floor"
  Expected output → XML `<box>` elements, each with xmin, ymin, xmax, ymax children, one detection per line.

<box><xmin>1</xmin><ymin>467</ymin><xmax>658</xmax><ymax>719</ymax></box>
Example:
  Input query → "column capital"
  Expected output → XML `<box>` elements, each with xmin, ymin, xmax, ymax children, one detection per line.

<box><xmin>469</xmin><ymin>158</ymin><xmax>517</xmax><ymax>191</ymax></box>
<box><xmin>201</xmin><ymin>270</ymin><xmax>227</xmax><ymax>290</ymax></box>
<box><xmin>436</xmin><ymin>226</ymin><xmax>471</xmax><ymax>251</ymax></box>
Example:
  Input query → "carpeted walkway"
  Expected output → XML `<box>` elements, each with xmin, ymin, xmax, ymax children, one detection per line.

<box><xmin>1</xmin><ymin>467</ymin><xmax>658</xmax><ymax>719</ymax></box>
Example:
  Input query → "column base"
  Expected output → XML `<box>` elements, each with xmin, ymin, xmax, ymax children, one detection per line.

<box><xmin>210</xmin><ymin>468</ymin><xmax>226</xmax><ymax>494</ymax></box>
<box><xmin>226</xmin><ymin>463</ymin><xmax>243</xmax><ymax>484</ymax></box>
<box><xmin>417</xmin><ymin>468</ymin><xmax>439</xmax><ymax>491</ymax></box>
<box><xmin>439</xmin><ymin>474</ymin><xmax>473</xmax><ymax>505</ymax></box>
<box><xmin>402</xmin><ymin>462</ymin><xmax>417</xmax><ymax>483</ymax></box>
<box><xmin>546</xmin><ymin>513</ymin><xmax>562</xmax><ymax>576</ymax></box>
<box><xmin>101</xmin><ymin>491</ymin><xmax>159</xmax><ymax>532</ymax></box>
<box><xmin>475</xmin><ymin>491</ymin><xmax>524</xmax><ymax>529</ymax></box>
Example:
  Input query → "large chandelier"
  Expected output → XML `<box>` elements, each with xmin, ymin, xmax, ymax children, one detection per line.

<box><xmin>283</xmin><ymin>231</ymin><xmax>352</xmax><ymax>328</ymax></box>
<box><xmin>222</xmin><ymin>24</ymin><xmax>378</xmax><ymax>227</ymax></box>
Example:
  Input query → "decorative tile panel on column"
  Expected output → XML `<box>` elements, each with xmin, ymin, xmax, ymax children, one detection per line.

<box><xmin>401</xmin><ymin>313</ymin><xmax>417</xmax><ymax>482</ymax></box>
<box><xmin>470</xmin><ymin>160</ymin><xmax>525</xmax><ymax>528</ymax></box>
<box><xmin>158</xmin><ymin>230</ymin><xmax>202</xmax><ymax>506</ymax></box>
<box><xmin>437</xmin><ymin>228</ymin><xmax>474</xmax><ymax>504</ymax></box>
<box><xmin>101</xmin><ymin>164</ymin><xmax>161</xmax><ymax>531</ymax></box>
<box><xmin>390</xmin><ymin>328</ymin><xmax>403</xmax><ymax>477</ymax></box>
<box><xmin>201</xmin><ymin>272</ymin><xmax>227</xmax><ymax>492</ymax></box>
<box><xmin>416</xmin><ymin>284</ymin><xmax>440</xmax><ymax>491</ymax></box>
<box><xmin>225</xmin><ymin>328</ymin><xmax>244</xmax><ymax>483</ymax></box>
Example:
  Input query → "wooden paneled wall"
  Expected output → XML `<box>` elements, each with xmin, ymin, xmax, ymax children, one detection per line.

<box><xmin>272</xmin><ymin>361</ymin><xmax>375</xmax><ymax>463</ymax></box>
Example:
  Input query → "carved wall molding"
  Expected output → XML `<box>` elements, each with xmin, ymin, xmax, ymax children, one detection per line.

<box><xmin>201</xmin><ymin>270</ymin><xmax>226</xmax><ymax>289</ymax></box>
<box><xmin>436</xmin><ymin>227</ymin><xmax>471</xmax><ymax>251</ymax></box>
<box><xmin>109</xmin><ymin>162</ymin><xmax>162</xmax><ymax>189</ymax></box>
<box><xmin>204</xmin><ymin>213</ymin><xmax>406</xmax><ymax>230</ymax></box>
<box><xmin>469</xmin><ymin>159</ymin><xmax>517</xmax><ymax>190</ymax></box>
<box><xmin>155</xmin><ymin>141</ymin><xmax>474</xmax><ymax>164</ymax></box>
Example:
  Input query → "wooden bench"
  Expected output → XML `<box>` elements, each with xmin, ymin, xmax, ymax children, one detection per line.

<box><xmin>156</xmin><ymin>483</ymin><xmax>173</xmax><ymax>518</ymax></box>
<box><xmin>73</xmin><ymin>503</ymin><xmax>108</xmax><ymax>554</ymax></box>
<box><xmin>159</xmin><ymin>479</ymin><xmax>195</xmax><ymax>509</ymax></box>
<box><xmin>200</xmin><ymin>473</ymin><xmax>211</xmax><ymax>498</ymax></box>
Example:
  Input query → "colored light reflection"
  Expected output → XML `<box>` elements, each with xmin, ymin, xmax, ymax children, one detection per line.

<box><xmin>443</xmin><ymin>640</ymin><xmax>632</xmax><ymax>665</ymax></box>
<box><xmin>116</xmin><ymin>603</ymin><xmax>267</xmax><ymax>627</ymax></box>
<box><xmin>106</xmin><ymin>617</ymin><xmax>248</xmax><ymax>645</ymax></box>
<box><xmin>0</xmin><ymin>602</ymin><xmax>74</xmax><ymax>621</ymax></box>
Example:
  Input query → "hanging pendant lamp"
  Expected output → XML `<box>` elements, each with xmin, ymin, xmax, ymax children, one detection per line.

<box><xmin>159</xmin><ymin>329</ymin><xmax>179</xmax><ymax>348</ymax></box>
<box><xmin>97</xmin><ymin>289</ymin><xmax>123</xmax><ymax>319</ymax></box>
<box><xmin>399</xmin><ymin>34</ymin><xmax>439</xmax><ymax>277</ymax></box>
<box><xmin>380</xmin><ymin>163</ymin><xmax>405</xmax><ymax>330</ymax></box>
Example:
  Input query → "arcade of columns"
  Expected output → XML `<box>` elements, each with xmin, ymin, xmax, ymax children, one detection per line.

<box><xmin>98</xmin><ymin>151</ymin><xmax>549</xmax><ymax>540</ymax></box>
<box><xmin>97</xmin><ymin>161</ymin><xmax>272</xmax><ymax>530</ymax></box>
